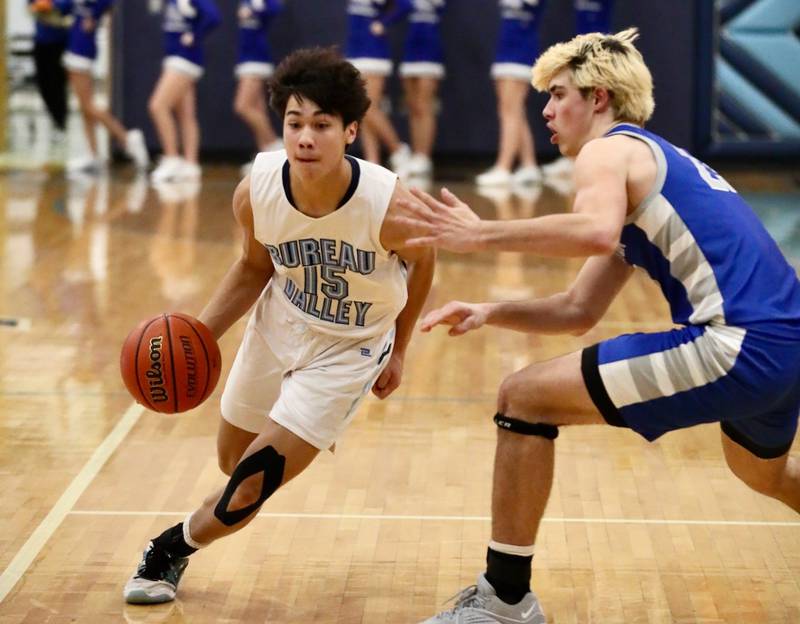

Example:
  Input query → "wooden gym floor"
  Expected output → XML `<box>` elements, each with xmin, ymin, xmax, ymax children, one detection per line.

<box><xmin>0</xmin><ymin>164</ymin><xmax>798</xmax><ymax>623</ymax></box>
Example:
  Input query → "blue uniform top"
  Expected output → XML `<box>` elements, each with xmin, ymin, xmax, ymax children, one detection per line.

<box><xmin>345</xmin><ymin>0</ymin><xmax>393</xmax><ymax>60</ymax></box>
<box><xmin>237</xmin><ymin>0</ymin><xmax>282</xmax><ymax>64</ymax></box>
<box><xmin>55</xmin><ymin>0</ymin><xmax>112</xmax><ymax>59</ymax></box>
<box><xmin>163</xmin><ymin>0</ymin><xmax>221</xmax><ymax>66</ymax></box>
<box><xmin>609</xmin><ymin>124</ymin><xmax>800</xmax><ymax>330</ymax></box>
<box><xmin>574</xmin><ymin>0</ymin><xmax>613</xmax><ymax>34</ymax></box>
<box><xmin>495</xmin><ymin>0</ymin><xmax>547</xmax><ymax>66</ymax></box>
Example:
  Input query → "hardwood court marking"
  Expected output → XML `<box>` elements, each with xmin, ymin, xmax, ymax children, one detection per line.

<box><xmin>68</xmin><ymin>510</ymin><xmax>800</xmax><ymax>528</ymax></box>
<box><xmin>0</xmin><ymin>402</ymin><xmax>145</xmax><ymax>603</ymax></box>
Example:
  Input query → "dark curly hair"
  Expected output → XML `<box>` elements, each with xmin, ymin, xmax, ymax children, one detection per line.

<box><xmin>268</xmin><ymin>47</ymin><xmax>371</xmax><ymax>126</ymax></box>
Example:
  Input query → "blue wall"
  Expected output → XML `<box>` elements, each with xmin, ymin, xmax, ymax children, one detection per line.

<box><xmin>112</xmin><ymin>0</ymin><xmax>697</xmax><ymax>159</ymax></box>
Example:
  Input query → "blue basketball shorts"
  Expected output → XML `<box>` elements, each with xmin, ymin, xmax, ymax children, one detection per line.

<box><xmin>581</xmin><ymin>323</ymin><xmax>800</xmax><ymax>458</ymax></box>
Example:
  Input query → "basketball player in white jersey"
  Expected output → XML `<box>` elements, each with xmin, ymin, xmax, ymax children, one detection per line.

<box><xmin>123</xmin><ymin>47</ymin><xmax>436</xmax><ymax>605</ymax></box>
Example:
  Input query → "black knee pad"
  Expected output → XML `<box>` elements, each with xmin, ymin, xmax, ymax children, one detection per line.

<box><xmin>494</xmin><ymin>413</ymin><xmax>559</xmax><ymax>439</ymax></box>
<box><xmin>214</xmin><ymin>445</ymin><xmax>286</xmax><ymax>526</ymax></box>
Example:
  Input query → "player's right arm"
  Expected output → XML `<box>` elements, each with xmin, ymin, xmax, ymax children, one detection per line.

<box><xmin>198</xmin><ymin>176</ymin><xmax>274</xmax><ymax>340</ymax></box>
<box><xmin>421</xmin><ymin>253</ymin><xmax>633</xmax><ymax>336</ymax></box>
<box><xmin>399</xmin><ymin>138</ymin><xmax>630</xmax><ymax>256</ymax></box>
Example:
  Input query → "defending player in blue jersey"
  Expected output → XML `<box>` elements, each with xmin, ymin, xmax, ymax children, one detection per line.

<box><xmin>234</xmin><ymin>0</ymin><xmax>284</xmax><ymax>174</ymax></box>
<box><xmin>149</xmin><ymin>0</ymin><xmax>221</xmax><ymax>183</ymax></box>
<box><xmin>403</xmin><ymin>28</ymin><xmax>800</xmax><ymax>623</ymax></box>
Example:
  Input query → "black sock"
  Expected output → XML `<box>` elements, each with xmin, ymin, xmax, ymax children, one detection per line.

<box><xmin>485</xmin><ymin>547</ymin><xmax>532</xmax><ymax>605</ymax></box>
<box><xmin>152</xmin><ymin>522</ymin><xmax>198</xmax><ymax>558</ymax></box>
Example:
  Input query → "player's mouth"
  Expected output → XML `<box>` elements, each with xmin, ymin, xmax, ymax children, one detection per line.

<box><xmin>547</xmin><ymin>125</ymin><xmax>559</xmax><ymax>144</ymax></box>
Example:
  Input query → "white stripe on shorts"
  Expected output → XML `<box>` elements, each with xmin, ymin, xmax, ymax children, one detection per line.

<box><xmin>599</xmin><ymin>324</ymin><xmax>746</xmax><ymax>408</ymax></box>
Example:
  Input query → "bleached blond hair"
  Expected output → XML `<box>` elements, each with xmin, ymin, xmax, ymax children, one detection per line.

<box><xmin>531</xmin><ymin>28</ymin><xmax>654</xmax><ymax>125</ymax></box>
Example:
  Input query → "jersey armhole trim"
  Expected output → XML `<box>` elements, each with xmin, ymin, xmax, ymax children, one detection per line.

<box><xmin>375</xmin><ymin>176</ymin><xmax>403</xmax><ymax>259</ymax></box>
<box><xmin>611</xmin><ymin>130</ymin><xmax>668</xmax><ymax>225</ymax></box>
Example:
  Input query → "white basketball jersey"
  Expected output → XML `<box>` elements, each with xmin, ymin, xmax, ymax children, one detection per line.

<box><xmin>249</xmin><ymin>150</ymin><xmax>408</xmax><ymax>339</ymax></box>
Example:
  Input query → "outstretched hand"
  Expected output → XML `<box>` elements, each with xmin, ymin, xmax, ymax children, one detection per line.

<box><xmin>420</xmin><ymin>301</ymin><xmax>489</xmax><ymax>336</ymax></box>
<box><xmin>397</xmin><ymin>187</ymin><xmax>483</xmax><ymax>253</ymax></box>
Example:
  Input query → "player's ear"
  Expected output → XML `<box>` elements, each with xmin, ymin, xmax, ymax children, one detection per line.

<box><xmin>345</xmin><ymin>121</ymin><xmax>358</xmax><ymax>146</ymax></box>
<box><xmin>593</xmin><ymin>87</ymin><xmax>613</xmax><ymax>112</ymax></box>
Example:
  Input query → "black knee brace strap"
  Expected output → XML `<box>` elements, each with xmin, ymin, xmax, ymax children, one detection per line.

<box><xmin>494</xmin><ymin>413</ymin><xmax>559</xmax><ymax>439</ymax></box>
<box><xmin>214</xmin><ymin>445</ymin><xmax>285</xmax><ymax>526</ymax></box>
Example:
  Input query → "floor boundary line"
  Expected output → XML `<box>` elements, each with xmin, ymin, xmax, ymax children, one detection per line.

<box><xmin>0</xmin><ymin>403</ymin><xmax>144</xmax><ymax>603</ymax></box>
<box><xmin>67</xmin><ymin>510</ymin><xmax>800</xmax><ymax>527</ymax></box>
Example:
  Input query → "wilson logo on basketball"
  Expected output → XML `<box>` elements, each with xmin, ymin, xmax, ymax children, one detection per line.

<box><xmin>121</xmin><ymin>312</ymin><xmax>221</xmax><ymax>414</ymax></box>
<box><xmin>146</xmin><ymin>336</ymin><xmax>168</xmax><ymax>403</ymax></box>
<box><xmin>180</xmin><ymin>335</ymin><xmax>198</xmax><ymax>399</ymax></box>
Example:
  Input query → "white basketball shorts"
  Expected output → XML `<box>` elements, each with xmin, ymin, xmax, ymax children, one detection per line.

<box><xmin>221</xmin><ymin>288</ymin><xmax>395</xmax><ymax>450</ymax></box>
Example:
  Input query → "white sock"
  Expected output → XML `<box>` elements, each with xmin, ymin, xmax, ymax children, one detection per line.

<box><xmin>488</xmin><ymin>540</ymin><xmax>535</xmax><ymax>557</ymax></box>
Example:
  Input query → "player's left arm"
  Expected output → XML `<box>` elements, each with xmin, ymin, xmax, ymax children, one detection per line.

<box><xmin>372</xmin><ymin>183</ymin><xmax>437</xmax><ymax>399</ymax></box>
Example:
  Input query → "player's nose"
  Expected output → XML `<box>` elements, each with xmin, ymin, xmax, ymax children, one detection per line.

<box><xmin>297</xmin><ymin>127</ymin><xmax>315</xmax><ymax>147</ymax></box>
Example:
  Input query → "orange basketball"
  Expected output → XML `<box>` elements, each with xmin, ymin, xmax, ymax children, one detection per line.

<box><xmin>120</xmin><ymin>313</ymin><xmax>221</xmax><ymax>414</ymax></box>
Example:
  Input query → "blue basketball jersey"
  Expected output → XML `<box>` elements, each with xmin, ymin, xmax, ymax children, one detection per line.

<box><xmin>574</xmin><ymin>0</ymin><xmax>613</xmax><ymax>35</ymax></box>
<box><xmin>608</xmin><ymin>124</ymin><xmax>800</xmax><ymax>330</ymax></box>
<box><xmin>495</xmin><ymin>0</ymin><xmax>547</xmax><ymax>66</ymax></box>
<box><xmin>237</xmin><ymin>0</ymin><xmax>282</xmax><ymax>64</ymax></box>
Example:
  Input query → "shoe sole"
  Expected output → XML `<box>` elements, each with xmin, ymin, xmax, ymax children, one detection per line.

<box><xmin>124</xmin><ymin>588</ymin><xmax>175</xmax><ymax>604</ymax></box>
